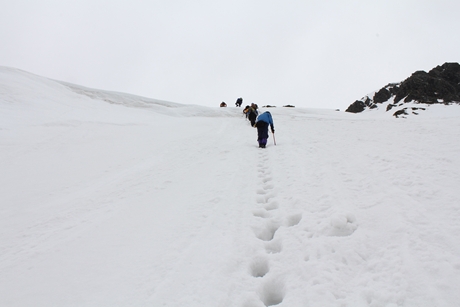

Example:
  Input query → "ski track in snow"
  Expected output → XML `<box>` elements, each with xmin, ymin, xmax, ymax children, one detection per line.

<box><xmin>2</xmin><ymin>67</ymin><xmax>460</xmax><ymax>306</ymax></box>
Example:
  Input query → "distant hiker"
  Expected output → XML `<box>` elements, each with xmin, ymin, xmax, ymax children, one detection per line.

<box><xmin>247</xmin><ymin>103</ymin><xmax>258</xmax><ymax>127</ymax></box>
<box><xmin>243</xmin><ymin>105</ymin><xmax>250</xmax><ymax>118</ymax></box>
<box><xmin>235</xmin><ymin>97</ymin><xmax>243</xmax><ymax>107</ymax></box>
<box><xmin>254</xmin><ymin>111</ymin><xmax>275</xmax><ymax>148</ymax></box>
<box><xmin>220</xmin><ymin>102</ymin><xmax>227</xmax><ymax>107</ymax></box>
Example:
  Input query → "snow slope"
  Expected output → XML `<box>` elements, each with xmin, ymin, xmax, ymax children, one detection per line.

<box><xmin>1</xmin><ymin>67</ymin><xmax>460</xmax><ymax>307</ymax></box>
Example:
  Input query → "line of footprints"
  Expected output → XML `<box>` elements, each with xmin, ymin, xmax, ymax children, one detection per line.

<box><xmin>249</xmin><ymin>150</ymin><xmax>302</xmax><ymax>306</ymax></box>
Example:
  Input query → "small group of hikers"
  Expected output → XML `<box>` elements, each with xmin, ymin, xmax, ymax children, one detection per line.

<box><xmin>221</xmin><ymin>97</ymin><xmax>275</xmax><ymax>148</ymax></box>
<box><xmin>220</xmin><ymin>97</ymin><xmax>243</xmax><ymax>108</ymax></box>
<box><xmin>243</xmin><ymin>103</ymin><xmax>275</xmax><ymax>148</ymax></box>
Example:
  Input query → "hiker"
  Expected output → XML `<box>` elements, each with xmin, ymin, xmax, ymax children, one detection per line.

<box><xmin>247</xmin><ymin>103</ymin><xmax>258</xmax><ymax>127</ymax></box>
<box><xmin>235</xmin><ymin>97</ymin><xmax>243</xmax><ymax>107</ymax></box>
<box><xmin>254</xmin><ymin>111</ymin><xmax>275</xmax><ymax>148</ymax></box>
<box><xmin>243</xmin><ymin>105</ymin><xmax>250</xmax><ymax>118</ymax></box>
<box><xmin>220</xmin><ymin>102</ymin><xmax>227</xmax><ymax>107</ymax></box>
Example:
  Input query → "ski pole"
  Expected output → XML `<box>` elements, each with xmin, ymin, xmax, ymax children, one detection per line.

<box><xmin>272</xmin><ymin>131</ymin><xmax>276</xmax><ymax>145</ymax></box>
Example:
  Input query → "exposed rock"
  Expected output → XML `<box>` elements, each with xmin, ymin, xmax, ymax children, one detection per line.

<box><xmin>373</xmin><ymin>88</ymin><xmax>392</xmax><ymax>104</ymax></box>
<box><xmin>345</xmin><ymin>100</ymin><xmax>366</xmax><ymax>113</ymax></box>
<box><xmin>393</xmin><ymin>109</ymin><xmax>408</xmax><ymax>118</ymax></box>
<box><xmin>346</xmin><ymin>62</ymin><xmax>460</xmax><ymax>117</ymax></box>
<box><xmin>386</xmin><ymin>103</ymin><xmax>395</xmax><ymax>112</ymax></box>
<box><xmin>345</xmin><ymin>96</ymin><xmax>376</xmax><ymax>113</ymax></box>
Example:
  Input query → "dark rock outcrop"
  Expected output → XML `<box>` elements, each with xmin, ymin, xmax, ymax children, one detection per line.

<box><xmin>346</xmin><ymin>62</ymin><xmax>460</xmax><ymax>117</ymax></box>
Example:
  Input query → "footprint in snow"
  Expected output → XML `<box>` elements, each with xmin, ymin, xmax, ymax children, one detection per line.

<box><xmin>264</xmin><ymin>201</ymin><xmax>279</xmax><ymax>211</ymax></box>
<box><xmin>328</xmin><ymin>213</ymin><xmax>358</xmax><ymax>237</ymax></box>
<box><xmin>253</xmin><ymin>209</ymin><xmax>270</xmax><ymax>218</ymax></box>
<box><xmin>286</xmin><ymin>213</ymin><xmax>302</xmax><ymax>227</ymax></box>
<box><xmin>257</xmin><ymin>193</ymin><xmax>276</xmax><ymax>204</ymax></box>
<box><xmin>263</xmin><ymin>183</ymin><xmax>274</xmax><ymax>191</ymax></box>
<box><xmin>253</xmin><ymin>221</ymin><xmax>280</xmax><ymax>241</ymax></box>
<box><xmin>256</xmin><ymin>188</ymin><xmax>267</xmax><ymax>195</ymax></box>
<box><xmin>249</xmin><ymin>256</ymin><xmax>270</xmax><ymax>278</ymax></box>
<box><xmin>265</xmin><ymin>239</ymin><xmax>282</xmax><ymax>254</ymax></box>
<box><xmin>262</xmin><ymin>177</ymin><xmax>272</xmax><ymax>183</ymax></box>
<box><xmin>259</xmin><ymin>278</ymin><xmax>285</xmax><ymax>306</ymax></box>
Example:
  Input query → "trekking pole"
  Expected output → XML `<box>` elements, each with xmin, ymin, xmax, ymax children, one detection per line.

<box><xmin>272</xmin><ymin>131</ymin><xmax>276</xmax><ymax>145</ymax></box>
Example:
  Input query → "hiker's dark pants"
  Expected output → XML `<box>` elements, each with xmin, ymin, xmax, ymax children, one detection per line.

<box><xmin>248</xmin><ymin>113</ymin><xmax>257</xmax><ymax>126</ymax></box>
<box><xmin>256</xmin><ymin>121</ymin><xmax>269</xmax><ymax>145</ymax></box>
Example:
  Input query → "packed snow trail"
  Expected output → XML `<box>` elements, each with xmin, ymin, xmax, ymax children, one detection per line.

<box><xmin>1</xmin><ymin>67</ymin><xmax>460</xmax><ymax>306</ymax></box>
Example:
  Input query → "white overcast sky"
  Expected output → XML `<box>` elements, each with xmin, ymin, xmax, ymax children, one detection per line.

<box><xmin>1</xmin><ymin>0</ymin><xmax>459</xmax><ymax>109</ymax></box>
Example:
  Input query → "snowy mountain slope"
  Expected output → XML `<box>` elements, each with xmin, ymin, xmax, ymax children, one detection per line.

<box><xmin>1</xmin><ymin>67</ymin><xmax>460</xmax><ymax>306</ymax></box>
<box><xmin>0</xmin><ymin>66</ymin><xmax>237</xmax><ymax>118</ymax></box>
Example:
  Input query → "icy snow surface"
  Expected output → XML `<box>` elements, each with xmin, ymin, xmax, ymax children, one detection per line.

<box><xmin>1</xmin><ymin>67</ymin><xmax>460</xmax><ymax>306</ymax></box>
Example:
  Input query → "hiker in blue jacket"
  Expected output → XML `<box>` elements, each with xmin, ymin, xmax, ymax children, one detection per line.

<box><xmin>254</xmin><ymin>111</ymin><xmax>274</xmax><ymax>148</ymax></box>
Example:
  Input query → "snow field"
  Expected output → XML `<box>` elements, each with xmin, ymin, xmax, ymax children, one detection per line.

<box><xmin>1</xmin><ymin>67</ymin><xmax>460</xmax><ymax>306</ymax></box>
<box><xmin>235</xmin><ymin>109</ymin><xmax>460</xmax><ymax>306</ymax></box>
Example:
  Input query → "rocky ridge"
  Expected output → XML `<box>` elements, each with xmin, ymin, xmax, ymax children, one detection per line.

<box><xmin>345</xmin><ymin>62</ymin><xmax>460</xmax><ymax>118</ymax></box>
